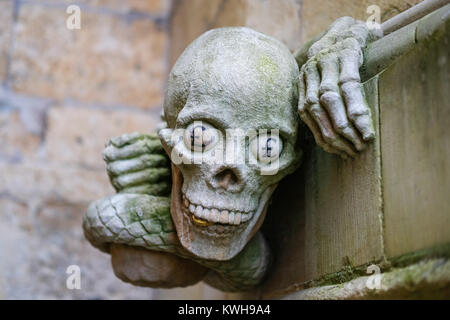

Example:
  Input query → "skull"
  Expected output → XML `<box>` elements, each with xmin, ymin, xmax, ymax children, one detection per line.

<box><xmin>159</xmin><ymin>27</ymin><xmax>303</xmax><ymax>261</ymax></box>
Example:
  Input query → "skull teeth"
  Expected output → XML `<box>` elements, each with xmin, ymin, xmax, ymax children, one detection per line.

<box><xmin>182</xmin><ymin>194</ymin><xmax>252</xmax><ymax>226</ymax></box>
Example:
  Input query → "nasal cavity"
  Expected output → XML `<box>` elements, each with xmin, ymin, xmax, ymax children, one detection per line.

<box><xmin>214</xmin><ymin>169</ymin><xmax>240</xmax><ymax>190</ymax></box>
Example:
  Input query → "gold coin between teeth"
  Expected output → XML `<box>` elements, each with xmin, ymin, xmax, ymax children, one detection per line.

<box><xmin>191</xmin><ymin>215</ymin><xmax>214</xmax><ymax>227</ymax></box>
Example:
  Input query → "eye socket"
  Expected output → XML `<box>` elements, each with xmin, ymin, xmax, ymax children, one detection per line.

<box><xmin>250</xmin><ymin>133</ymin><xmax>283</xmax><ymax>163</ymax></box>
<box><xmin>184</xmin><ymin>121</ymin><xmax>219</xmax><ymax>152</ymax></box>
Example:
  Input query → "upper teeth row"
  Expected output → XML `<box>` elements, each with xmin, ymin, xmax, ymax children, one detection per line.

<box><xmin>182</xmin><ymin>195</ymin><xmax>252</xmax><ymax>225</ymax></box>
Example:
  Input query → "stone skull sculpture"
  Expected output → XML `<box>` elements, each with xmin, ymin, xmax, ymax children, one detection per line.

<box><xmin>83</xmin><ymin>18</ymin><xmax>377</xmax><ymax>292</ymax></box>
<box><xmin>158</xmin><ymin>27</ymin><xmax>302</xmax><ymax>261</ymax></box>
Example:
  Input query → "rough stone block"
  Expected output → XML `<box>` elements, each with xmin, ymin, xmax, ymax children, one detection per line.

<box><xmin>0</xmin><ymin>198</ymin><xmax>157</xmax><ymax>299</ymax></box>
<box><xmin>170</xmin><ymin>0</ymin><xmax>302</xmax><ymax>65</ymax></box>
<box><xmin>0</xmin><ymin>108</ymin><xmax>41</xmax><ymax>163</ymax></box>
<box><xmin>10</xmin><ymin>4</ymin><xmax>167</xmax><ymax>109</ymax></box>
<box><xmin>380</xmin><ymin>24</ymin><xmax>450</xmax><ymax>258</ymax></box>
<box><xmin>39</xmin><ymin>0</ymin><xmax>172</xmax><ymax>15</ymax></box>
<box><xmin>81</xmin><ymin>0</ymin><xmax>171</xmax><ymax>15</ymax></box>
<box><xmin>245</xmin><ymin>0</ymin><xmax>302</xmax><ymax>51</ymax></box>
<box><xmin>46</xmin><ymin>106</ymin><xmax>158</xmax><ymax>168</ymax></box>
<box><xmin>170</xmin><ymin>0</ymin><xmax>240</xmax><ymax>66</ymax></box>
<box><xmin>0</xmin><ymin>163</ymin><xmax>113</xmax><ymax>205</ymax></box>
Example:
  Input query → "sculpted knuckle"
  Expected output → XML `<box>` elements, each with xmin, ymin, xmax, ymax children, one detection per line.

<box><xmin>306</xmin><ymin>95</ymin><xmax>320</xmax><ymax>105</ymax></box>
<box><xmin>106</xmin><ymin>163</ymin><xmax>114</xmax><ymax>173</ymax></box>
<box><xmin>335</xmin><ymin>122</ymin><xmax>350</xmax><ymax>133</ymax></box>
<box><xmin>308</xmin><ymin>104</ymin><xmax>322</xmax><ymax>115</ymax></box>
<box><xmin>305</xmin><ymin>60</ymin><xmax>318</xmax><ymax>73</ymax></box>
<box><xmin>320</xmin><ymin>91</ymin><xmax>340</xmax><ymax>104</ymax></box>
<box><xmin>342</xmin><ymin>37</ymin><xmax>360</xmax><ymax>50</ymax></box>
<box><xmin>102</xmin><ymin>147</ymin><xmax>113</xmax><ymax>161</ymax></box>
<box><xmin>341</xmin><ymin>80</ymin><xmax>361</xmax><ymax>93</ymax></box>
<box><xmin>350</xmin><ymin>108</ymin><xmax>370</xmax><ymax>119</ymax></box>
<box><xmin>308</xmin><ymin>43</ymin><xmax>322</xmax><ymax>58</ymax></box>
<box><xmin>340</xmin><ymin>74</ymin><xmax>361</xmax><ymax>84</ymax></box>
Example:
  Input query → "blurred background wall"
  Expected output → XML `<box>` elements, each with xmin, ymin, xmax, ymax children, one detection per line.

<box><xmin>0</xmin><ymin>0</ymin><xmax>422</xmax><ymax>299</ymax></box>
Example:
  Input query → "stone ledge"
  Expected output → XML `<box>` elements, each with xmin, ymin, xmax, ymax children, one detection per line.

<box><xmin>281</xmin><ymin>258</ymin><xmax>450</xmax><ymax>300</ymax></box>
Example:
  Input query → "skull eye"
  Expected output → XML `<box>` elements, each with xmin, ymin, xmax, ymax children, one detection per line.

<box><xmin>250</xmin><ymin>134</ymin><xmax>282</xmax><ymax>163</ymax></box>
<box><xmin>184</xmin><ymin>121</ymin><xmax>218</xmax><ymax>152</ymax></box>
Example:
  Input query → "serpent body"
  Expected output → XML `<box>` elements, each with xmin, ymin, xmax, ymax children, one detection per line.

<box><xmin>83</xmin><ymin>193</ymin><xmax>271</xmax><ymax>292</ymax></box>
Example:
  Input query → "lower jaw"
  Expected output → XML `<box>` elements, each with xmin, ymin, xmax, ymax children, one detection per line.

<box><xmin>170</xmin><ymin>164</ymin><xmax>277</xmax><ymax>260</ymax></box>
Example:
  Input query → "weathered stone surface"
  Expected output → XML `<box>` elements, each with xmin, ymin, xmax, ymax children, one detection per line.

<box><xmin>0</xmin><ymin>199</ymin><xmax>156</xmax><ymax>299</ymax></box>
<box><xmin>64</xmin><ymin>0</ymin><xmax>172</xmax><ymax>15</ymax></box>
<box><xmin>283</xmin><ymin>258</ymin><xmax>450</xmax><ymax>300</ymax></box>
<box><xmin>46</xmin><ymin>106</ymin><xmax>158</xmax><ymax>168</ymax></box>
<box><xmin>0</xmin><ymin>109</ymin><xmax>41</xmax><ymax>162</ymax></box>
<box><xmin>170</xmin><ymin>0</ymin><xmax>245</xmax><ymax>66</ymax></box>
<box><xmin>170</xmin><ymin>0</ymin><xmax>302</xmax><ymax>65</ymax></box>
<box><xmin>111</xmin><ymin>244</ymin><xmax>208</xmax><ymax>288</ymax></box>
<box><xmin>380</xmin><ymin>24</ymin><xmax>450</xmax><ymax>258</ymax></box>
<box><xmin>261</xmin><ymin>78</ymin><xmax>384</xmax><ymax>298</ymax></box>
<box><xmin>300</xmin><ymin>0</ymin><xmax>423</xmax><ymax>43</ymax></box>
<box><xmin>0</xmin><ymin>0</ymin><xmax>13</xmax><ymax>83</ymax></box>
<box><xmin>245</xmin><ymin>0</ymin><xmax>302</xmax><ymax>51</ymax></box>
<box><xmin>210</xmin><ymin>0</ymin><xmax>248</xmax><ymax>29</ymax></box>
<box><xmin>10</xmin><ymin>4</ymin><xmax>167</xmax><ymax>109</ymax></box>
<box><xmin>0</xmin><ymin>163</ymin><xmax>113</xmax><ymax>205</ymax></box>
<box><xmin>0</xmin><ymin>0</ymin><xmax>168</xmax><ymax>300</ymax></box>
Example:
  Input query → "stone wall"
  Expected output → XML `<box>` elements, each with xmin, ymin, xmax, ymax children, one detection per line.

<box><xmin>0</xmin><ymin>0</ymin><xmax>171</xmax><ymax>299</ymax></box>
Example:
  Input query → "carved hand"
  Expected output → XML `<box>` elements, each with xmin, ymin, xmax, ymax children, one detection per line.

<box><xmin>298</xmin><ymin>17</ymin><xmax>380</xmax><ymax>158</ymax></box>
<box><xmin>103</xmin><ymin>132</ymin><xmax>171</xmax><ymax>196</ymax></box>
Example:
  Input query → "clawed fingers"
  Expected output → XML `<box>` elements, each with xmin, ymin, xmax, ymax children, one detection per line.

<box><xmin>103</xmin><ymin>132</ymin><xmax>171</xmax><ymax>196</ymax></box>
<box><xmin>299</xmin><ymin>73</ymin><xmax>344</xmax><ymax>157</ymax></box>
<box><xmin>107</xmin><ymin>132</ymin><xmax>160</xmax><ymax>148</ymax></box>
<box><xmin>318</xmin><ymin>53</ymin><xmax>366</xmax><ymax>152</ymax></box>
<box><xmin>119</xmin><ymin>183</ymin><xmax>171</xmax><ymax>196</ymax></box>
<box><xmin>111</xmin><ymin>167</ymin><xmax>171</xmax><ymax>190</ymax></box>
<box><xmin>299</xmin><ymin>61</ymin><xmax>357</xmax><ymax>159</ymax></box>
<box><xmin>338</xmin><ymin>42</ymin><xmax>375</xmax><ymax>141</ymax></box>
<box><xmin>107</xmin><ymin>154</ymin><xmax>169</xmax><ymax>177</ymax></box>
<box><xmin>298</xmin><ymin>43</ymin><xmax>375</xmax><ymax>158</ymax></box>
<box><xmin>103</xmin><ymin>138</ymin><xmax>166</xmax><ymax>162</ymax></box>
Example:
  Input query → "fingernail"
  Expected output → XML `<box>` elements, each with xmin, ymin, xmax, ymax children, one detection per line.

<box><xmin>355</xmin><ymin>115</ymin><xmax>375</xmax><ymax>141</ymax></box>
<box><xmin>363</xmin><ymin>131</ymin><xmax>375</xmax><ymax>141</ymax></box>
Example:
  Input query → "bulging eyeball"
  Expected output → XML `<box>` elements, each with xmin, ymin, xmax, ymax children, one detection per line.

<box><xmin>183</xmin><ymin>121</ymin><xmax>219</xmax><ymax>152</ymax></box>
<box><xmin>250</xmin><ymin>133</ymin><xmax>283</xmax><ymax>163</ymax></box>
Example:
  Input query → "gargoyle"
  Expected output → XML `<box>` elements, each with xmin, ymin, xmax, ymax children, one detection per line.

<box><xmin>83</xmin><ymin>17</ymin><xmax>378</xmax><ymax>292</ymax></box>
